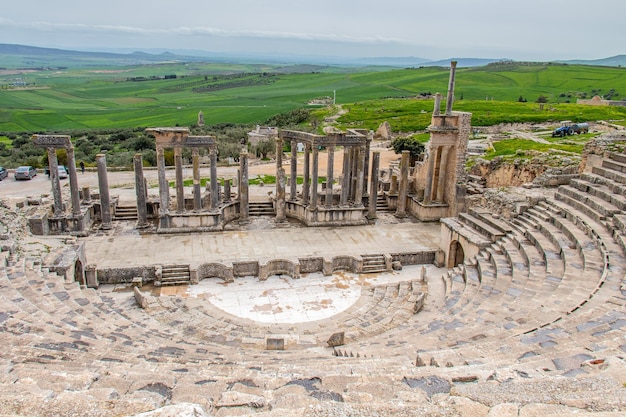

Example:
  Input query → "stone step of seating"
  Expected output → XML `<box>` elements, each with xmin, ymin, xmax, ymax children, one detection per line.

<box><xmin>558</xmin><ymin>185</ymin><xmax>621</xmax><ymax>219</ymax></box>
<box><xmin>458</xmin><ymin>212</ymin><xmax>505</xmax><ymax>242</ymax></box>
<box><xmin>361</xmin><ymin>254</ymin><xmax>387</xmax><ymax>273</ymax></box>
<box><xmin>440</xmin><ymin>217</ymin><xmax>493</xmax><ymax>248</ymax></box>
<box><xmin>608</xmin><ymin>151</ymin><xmax>626</xmax><ymax>165</ymax></box>
<box><xmin>447</xmin><ymin>262</ymin><xmax>481</xmax><ymax>315</ymax></box>
<box><xmin>567</xmin><ymin>179</ymin><xmax>626</xmax><ymax>211</ymax></box>
<box><xmin>581</xmin><ymin>172</ymin><xmax>626</xmax><ymax>196</ymax></box>
<box><xmin>113</xmin><ymin>205</ymin><xmax>138</xmax><ymax>220</ymax></box>
<box><xmin>591</xmin><ymin>165</ymin><xmax>626</xmax><ymax>186</ymax></box>
<box><xmin>469</xmin><ymin>207</ymin><xmax>514</xmax><ymax>234</ymax></box>
<box><xmin>248</xmin><ymin>201</ymin><xmax>275</xmax><ymax>216</ymax></box>
<box><xmin>600</xmin><ymin>156</ymin><xmax>626</xmax><ymax>174</ymax></box>
<box><xmin>160</xmin><ymin>264</ymin><xmax>191</xmax><ymax>285</ymax></box>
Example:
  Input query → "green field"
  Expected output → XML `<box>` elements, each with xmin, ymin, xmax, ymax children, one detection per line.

<box><xmin>2</xmin><ymin>62</ymin><xmax>626</xmax><ymax>133</ymax></box>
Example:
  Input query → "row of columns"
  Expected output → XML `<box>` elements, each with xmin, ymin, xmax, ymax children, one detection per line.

<box><xmin>155</xmin><ymin>145</ymin><xmax>219</xmax><ymax>214</ymax></box>
<box><xmin>278</xmin><ymin>138</ymin><xmax>368</xmax><ymax>210</ymax></box>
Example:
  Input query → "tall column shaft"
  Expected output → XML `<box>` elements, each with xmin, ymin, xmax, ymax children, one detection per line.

<box><xmin>396</xmin><ymin>150</ymin><xmax>410</xmax><ymax>217</ymax></box>
<box><xmin>311</xmin><ymin>146</ymin><xmax>319</xmax><ymax>210</ymax></box>
<box><xmin>290</xmin><ymin>140</ymin><xmax>298</xmax><ymax>200</ymax></box>
<box><xmin>326</xmin><ymin>145</ymin><xmax>335</xmax><ymax>208</ymax></box>
<box><xmin>96</xmin><ymin>154</ymin><xmax>112</xmax><ymax>229</ymax></box>
<box><xmin>445</xmin><ymin>61</ymin><xmax>458</xmax><ymax>115</ymax></box>
<box><xmin>423</xmin><ymin>146</ymin><xmax>436</xmax><ymax>205</ymax></box>
<box><xmin>436</xmin><ymin>146</ymin><xmax>450</xmax><ymax>202</ymax></box>
<box><xmin>156</xmin><ymin>146</ymin><xmax>169</xmax><ymax>214</ymax></box>
<box><xmin>363</xmin><ymin>138</ymin><xmax>371</xmax><ymax>195</ymax></box>
<box><xmin>66</xmin><ymin>147</ymin><xmax>81</xmax><ymax>216</ymax></box>
<box><xmin>354</xmin><ymin>146</ymin><xmax>365</xmax><ymax>207</ymax></box>
<box><xmin>174</xmin><ymin>147</ymin><xmax>184</xmax><ymax>213</ymax></box>
<box><xmin>302</xmin><ymin>144</ymin><xmax>310</xmax><ymax>205</ymax></box>
<box><xmin>276</xmin><ymin>167</ymin><xmax>287</xmax><ymax>223</ymax></box>
<box><xmin>192</xmin><ymin>148</ymin><xmax>202</xmax><ymax>211</ymax></box>
<box><xmin>368</xmin><ymin>151</ymin><xmax>380</xmax><ymax>219</ymax></box>
<box><xmin>134</xmin><ymin>153</ymin><xmax>148</xmax><ymax>228</ymax></box>
<box><xmin>47</xmin><ymin>148</ymin><xmax>63</xmax><ymax>216</ymax></box>
<box><xmin>340</xmin><ymin>147</ymin><xmax>350</xmax><ymax>206</ymax></box>
<box><xmin>210</xmin><ymin>147</ymin><xmax>219</xmax><ymax>211</ymax></box>
<box><xmin>239</xmin><ymin>151</ymin><xmax>249</xmax><ymax>223</ymax></box>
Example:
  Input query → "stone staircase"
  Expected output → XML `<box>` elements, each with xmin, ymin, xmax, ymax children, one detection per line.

<box><xmin>249</xmin><ymin>201</ymin><xmax>274</xmax><ymax>216</ymax></box>
<box><xmin>114</xmin><ymin>204</ymin><xmax>138</xmax><ymax>221</ymax></box>
<box><xmin>159</xmin><ymin>264</ymin><xmax>191</xmax><ymax>286</ymax></box>
<box><xmin>361</xmin><ymin>253</ymin><xmax>387</xmax><ymax>273</ymax></box>
<box><xmin>376</xmin><ymin>194</ymin><xmax>390</xmax><ymax>212</ymax></box>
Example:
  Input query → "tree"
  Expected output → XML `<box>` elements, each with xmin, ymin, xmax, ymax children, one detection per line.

<box><xmin>536</xmin><ymin>95</ymin><xmax>548</xmax><ymax>103</ymax></box>
<box><xmin>391</xmin><ymin>136</ymin><xmax>425</xmax><ymax>166</ymax></box>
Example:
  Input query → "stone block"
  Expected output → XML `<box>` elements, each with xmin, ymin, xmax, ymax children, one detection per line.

<box><xmin>266</xmin><ymin>338</ymin><xmax>285</xmax><ymax>350</ymax></box>
<box><xmin>327</xmin><ymin>332</ymin><xmax>345</xmax><ymax>347</ymax></box>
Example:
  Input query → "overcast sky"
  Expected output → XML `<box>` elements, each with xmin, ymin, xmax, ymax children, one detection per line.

<box><xmin>1</xmin><ymin>0</ymin><xmax>624</xmax><ymax>61</ymax></box>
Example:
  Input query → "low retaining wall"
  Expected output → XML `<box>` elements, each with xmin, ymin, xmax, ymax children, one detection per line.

<box><xmin>94</xmin><ymin>250</ymin><xmax>437</xmax><ymax>286</ymax></box>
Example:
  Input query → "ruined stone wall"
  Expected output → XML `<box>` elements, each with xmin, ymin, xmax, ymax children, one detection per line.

<box><xmin>445</xmin><ymin>111</ymin><xmax>471</xmax><ymax>216</ymax></box>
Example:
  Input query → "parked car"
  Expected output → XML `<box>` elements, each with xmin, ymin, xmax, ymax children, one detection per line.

<box><xmin>57</xmin><ymin>165</ymin><xmax>68</xmax><ymax>179</ymax></box>
<box><xmin>14</xmin><ymin>166</ymin><xmax>37</xmax><ymax>180</ymax></box>
<box><xmin>0</xmin><ymin>166</ymin><xmax>8</xmax><ymax>181</ymax></box>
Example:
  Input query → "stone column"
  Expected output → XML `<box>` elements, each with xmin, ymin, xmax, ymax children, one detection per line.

<box><xmin>340</xmin><ymin>147</ymin><xmax>350</xmax><ymax>206</ymax></box>
<box><xmin>396</xmin><ymin>150</ymin><xmax>410</xmax><ymax>218</ymax></box>
<box><xmin>311</xmin><ymin>145</ymin><xmax>319</xmax><ymax>210</ymax></box>
<box><xmin>445</xmin><ymin>61</ymin><xmax>458</xmax><ymax>115</ymax></box>
<box><xmin>368</xmin><ymin>151</ymin><xmax>380</xmax><ymax>219</ymax></box>
<box><xmin>174</xmin><ymin>147</ymin><xmax>184</xmax><ymax>213</ymax></box>
<box><xmin>350</xmin><ymin>147</ymin><xmax>359</xmax><ymax>202</ymax></box>
<box><xmin>47</xmin><ymin>148</ymin><xmax>63</xmax><ymax>216</ymax></box>
<box><xmin>435</xmin><ymin>146</ymin><xmax>450</xmax><ymax>202</ymax></box>
<box><xmin>133</xmin><ymin>153</ymin><xmax>148</xmax><ymax>228</ymax></box>
<box><xmin>290</xmin><ymin>140</ymin><xmax>298</xmax><ymax>201</ymax></box>
<box><xmin>210</xmin><ymin>147</ymin><xmax>219</xmax><ymax>211</ymax></box>
<box><xmin>156</xmin><ymin>146</ymin><xmax>169</xmax><ymax>214</ymax></box>
<box><xmin>433</xmin><ymin>92</ymin><xmax>442</xmax><ymax>116</ymax></box>
<box><xmin>239</xmin><ymin>150</ymin><xmax>249</xmax><ymax>224</ymax></box>
<box><xmin>276</xmin><ymin>167</ymin><xmax>287</xmax><ymax>223</ymax></box>
<box><xmin>325</xmin><ymin>145</ymin><xmax>335</xmax><ymax>208</ymax></box>
<box><xmin>390</xmin><ymin>175</ymin><xmax>398</xmax><ymax>195</ymax></box>
<box><xmin>364</xmin><ymin>136</ymin><xmax>371</xmax><ymax>195</ymax></box>
<box><xmin>192</xmin><ymin>148</ymin><xmax>202</xmax><ymax>211</ymax></box>
<box><xmin>96</xmin><ymin>154</ymin><xmax>112</xmax><ymax>230</ymax></box>
<box><xmin>66</xmin><ymin>147</ymin><xmax>81</xmax><ymax>216</ymax></box>
<box><xmin>223</xmin><ymin>179</ymin><xmax>231</xmax><ymax>203</ymax></box>
<box><xmin>423</xmin><ymin>145</ymin><xmax>437</xmax><ymax>205</ymax></box>
<box><xmin>354</xmin><ymin>146</ymin><xmax>365</xmax><ymax>207</ymax></box>
<box><xmin>302</xmin><ymin>144</ymin><xmax>310</xmax><ymax>205</ymax></box>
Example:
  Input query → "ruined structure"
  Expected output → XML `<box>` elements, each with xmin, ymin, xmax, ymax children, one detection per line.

<box><xmin>276</xmin><ymin>129</ymin><xmax>373</xmax><ymax>226</ymax></box>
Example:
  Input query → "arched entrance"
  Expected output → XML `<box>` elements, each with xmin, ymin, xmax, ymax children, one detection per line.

<box><xmin>448</xmin><ymin>240</ymin><xmax>465</xmax><ymax>268</ymax></box>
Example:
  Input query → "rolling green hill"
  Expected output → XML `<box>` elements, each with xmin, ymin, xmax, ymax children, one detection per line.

<box><xmin>1</xmin><ymin>61</ymin><xmax>625</xmax><ymax>133</ymax></box>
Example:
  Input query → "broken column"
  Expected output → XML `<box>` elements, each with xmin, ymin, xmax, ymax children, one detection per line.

<box><xmin>445</xmin><ymin>61</ymin><xmax>457</xmax><ymax>115</ymax></box>
<box><xmin>156</xmin><ymin>146</ymin><xmax>169</xmax><ymax>215</ymax></box>
<box><xmin>96</xmin><ymin>154</ymin><xmax>112</xmax><ymax>230</ymax></box>
<box><xmin>174</xmin><ymin>147</ymin><xmax>184</xmax><ymax>213</ymax></box>
<box><xmin>290</xmin><ymin>139</ymin><xmax>298</xmax><ymax>200</ymax></box>
<box><xmin>325</xmin><ymin>145</ymin><xmax>335</xmax><ymax>208</ymax></box>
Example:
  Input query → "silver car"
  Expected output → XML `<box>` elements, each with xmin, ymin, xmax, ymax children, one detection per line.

<box><xmin>14</xmin><ymin>166</ymin><xmax>37</xmax><ymax>180</ymax></box>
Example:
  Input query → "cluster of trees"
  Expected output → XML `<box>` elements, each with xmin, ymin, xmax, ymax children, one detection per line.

<box><xmin>0</xmin><ymin>108</ymin><xmax>314</xmax><ymax>169</ymax></box>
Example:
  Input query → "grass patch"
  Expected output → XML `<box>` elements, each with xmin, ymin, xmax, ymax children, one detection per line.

<box><xmin>483</xmin><ymin>139</ymin><xmax>584</xmax><ymax>160</ymax></box>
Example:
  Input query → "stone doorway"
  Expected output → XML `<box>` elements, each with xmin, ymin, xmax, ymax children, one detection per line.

<box><xmin>448</xmin><ymin>240</ymin><xmax>465</xmax><ymax>268</ymax></box>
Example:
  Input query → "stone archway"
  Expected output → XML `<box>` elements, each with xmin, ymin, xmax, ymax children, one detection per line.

<box><xmin>448</xmin><ymin>240</ymin><xmax>465</xmax><ymax>268</ymax></box>
<box><xmin>74</xmin><ymin>259</ymin><xmax>85</xmax><ymax>286</ymax></box>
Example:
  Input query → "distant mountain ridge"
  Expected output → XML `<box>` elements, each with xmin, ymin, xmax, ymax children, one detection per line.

<box><xmin>0</xmin><ymin>43</ymin><xmax>625</xmax><ymax>68</ymax></box>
